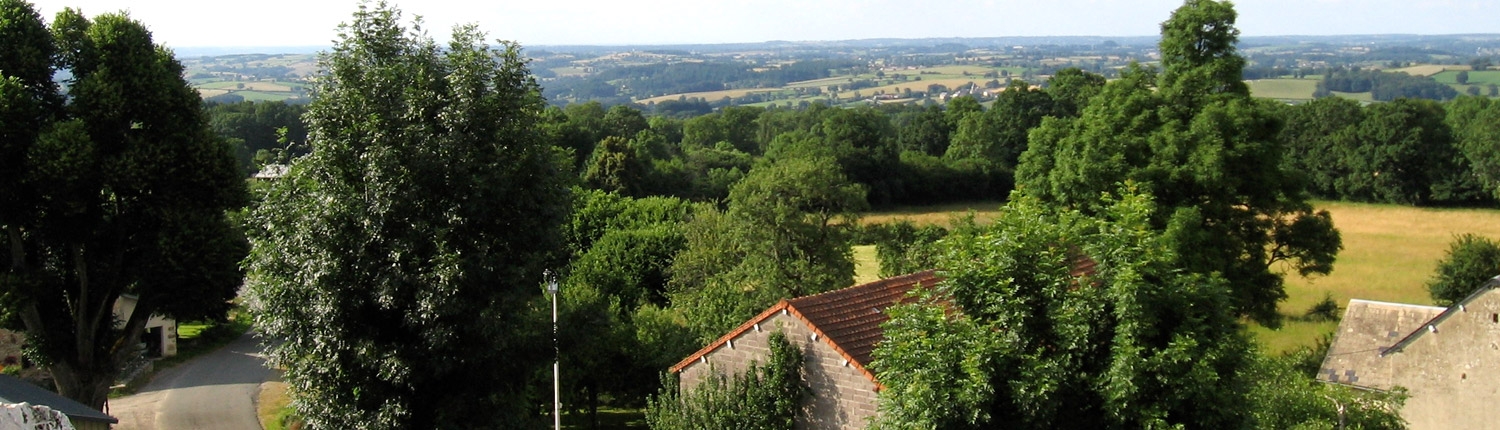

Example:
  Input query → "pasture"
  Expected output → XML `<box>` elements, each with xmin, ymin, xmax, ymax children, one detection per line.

<box><xmin>856</xmin><ymin>200</ymin><xmax>1500</xmax><ymax>354</ymax></box>
<box><xmin>1433</xmin><ymin>70</ymin><xmax>1500</xmax><ymax>85</ymax></box>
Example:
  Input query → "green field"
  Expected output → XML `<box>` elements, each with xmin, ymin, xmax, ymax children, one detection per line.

<box><xmin>859</xmin><ymin>200</ymin><xmax>1500</xmax><ymax>353</ymax></box>
<box><xmin>1433</xmin><ymin>70</ymin><xmax>1500</xmax><ymax>85</ymax></box>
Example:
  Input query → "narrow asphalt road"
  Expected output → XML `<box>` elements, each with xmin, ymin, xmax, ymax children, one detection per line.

<box><xmin>109</xmin><ymin>331</ymin><xmax>273</xmax><ymax>430</ymax></box>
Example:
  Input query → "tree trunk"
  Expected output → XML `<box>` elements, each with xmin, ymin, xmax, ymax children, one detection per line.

<box><xmin>588</xmin><ymin>380</ymin><xmax>599</xmax><ymax>429</ymax></box>
<box><xmin>49</xmin><ymin>363</ymin><xmax>114</xmax><ymax>410</ymax></box>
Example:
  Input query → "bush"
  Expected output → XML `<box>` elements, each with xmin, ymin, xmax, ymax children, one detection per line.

<box><xmin>645</xmin><ymin>331</ymin><xmax>807</xmax><ymax>429</ymax></box>
<box><xmin>1302</xmin><ymin>293</ymin><xmax>1341</xmax><ymax>322</ymax></box>
<box><xmin>1427</xmin><ymin>233</ymin><xmax>1500</xmax><ymax>306</ymax></box>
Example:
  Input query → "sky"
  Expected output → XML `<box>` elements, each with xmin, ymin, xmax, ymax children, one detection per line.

<box><xmin>22</xmin><ymin>0</ymin><xmax>1500</xmax><ymax>48</ymax></box>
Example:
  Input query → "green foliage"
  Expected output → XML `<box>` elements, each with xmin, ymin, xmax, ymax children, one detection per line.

<box><xmin>669</xmin><ymin>156</ymin><xmax>866</xmax><ymax>342</ymax></box>
<box><xmin>1318</xmin><ymin>69</ymin><xmax>1458</xmax><ymax>102</ymax></box>
<box><xmin>866</xmin><ymin>221</ymin><xmax>948</xmax><ymax>278</ymax></box>
<box><xmin>1278</xmin><ymin>97</ymin><xmax>1364</xmax><ymax>198</ymax></box>
<box><xmin>244</xmin><ymin>4</ymin><xmax>568</xmax><ymax>428</ymax></box>
<box><xmin>1426</xmin><ymin>233</ymin><xmax>1500</xmax><ymax>306</ymax></box>
<box><xmin>1016</xmin><ymin>0</ymin><xmax>1340</xmax><ymax>326</ymax></box>
<box><xmin>2</xmin><ymin>3</ymin><xmax>246</xmax><ymax>408</ymax></box>
<box><xmin>1335</xmin><ymin>98</ymin><xmax>1479</xmax><ymax>205</ymax></box>
<box><xmin>1046</xmin><ymin>68</ymin><xmax>1106</xmax><ymax>117</ymax></box>
<box><xmin>1447</xmin><ymin>96</ymin><xmax>1500</xmax><ymax>200</ymax></box>
<box><xmin>583</xmin><ymin>136</ymin><xmax>652</xmax><ymax>196</ymax></box>
<box><xmin>1246</xmin><ymin>347</ymin><xmax>1406</xmax><ymax>429</ymax></box>
<box><xmin>554</xmin><ymin>190</ymin><xmax>699</xmax><ymax>415</ymax></box>
<box><xmin>873</xmin><ymin>188</ymin><xmax>1254</xmax><ymax>429</ymax></box>
<box><xmin>205</xmin><ymin>101</ymin><xmax>309</xmax><ymax>174</ymax></box>
<box><xmin>645</xmin><ymin>331</ymin><xmax>808</xmax><ymax>430</ymax></box>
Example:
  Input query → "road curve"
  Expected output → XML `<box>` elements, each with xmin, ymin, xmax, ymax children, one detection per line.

<box><xmin>110</xmin><ymin>331</ymin><xmax>272</xmax><ymax>430</ymax></box>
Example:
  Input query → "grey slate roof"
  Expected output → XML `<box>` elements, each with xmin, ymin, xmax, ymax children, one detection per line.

<box><xmin>1318</xmin><ymin>299</ymin><xmax>1445</xmax><ymax>389</ymax></box>
<box><xmin>0</xmin><ymin>375</ymin><xmax>117</xmax><ymax>424</ymax></box>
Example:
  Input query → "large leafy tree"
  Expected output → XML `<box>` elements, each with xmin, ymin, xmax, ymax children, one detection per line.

<box><xmin>873</xmin><ymin>188</ymin><xmax>1253</xmax><ymax>429</ymax></box>
<box><xmin>1016</xmin><ymin>0</ymin><xmax>1340</xmax><ymax>325</ymax></box>
<box><xmin>244</xmin><ymin>3</ymin><xmax>569</xmax><ymax>428</ymax></box>
<box><xmin>669</xmin><ymin>155</ymin><xmax>866</xmax><ymax>342</ymax></box>
<box><xmin>1</xmin><ymin>3</ymin><xmax>246</xmax><ymax>408</ymax></box>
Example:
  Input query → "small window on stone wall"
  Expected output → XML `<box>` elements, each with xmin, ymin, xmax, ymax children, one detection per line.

<box><xmin>1492</xmin><ymin>313</ymin><xmax>1498</xmax><ymax>323</ymax></box>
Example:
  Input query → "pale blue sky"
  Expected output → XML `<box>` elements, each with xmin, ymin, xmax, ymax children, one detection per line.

<box><xmin>24</xmin><ymin>0</ymin><xmax>1500</xmax><ymax>48</ymax></box>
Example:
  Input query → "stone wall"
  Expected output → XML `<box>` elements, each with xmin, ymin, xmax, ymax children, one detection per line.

<box><xmin>678</xmin><ymin>312</ymin><xmax>880</xmax><ymax>430</ymax></box>
<box><xmin>1383</xmin><ymin>290</ymin><xmax>1500</xmax><ymax>429</ymax></box>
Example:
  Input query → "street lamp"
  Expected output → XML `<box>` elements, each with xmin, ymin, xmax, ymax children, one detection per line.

<box><xmin>546</xmin><ymin>270</ymin><xmax>560</xmax><ymax>430</ymax></box>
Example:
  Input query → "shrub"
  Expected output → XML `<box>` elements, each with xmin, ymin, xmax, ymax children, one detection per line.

<box><xmin>645</xmin><ymin>331</ymin><xmax>807</xmax><ymax>429</ymax></box>
<box><xmin>1427</xmin><ymin>233</ymin><xmax>1500</xmax><ymax>306</ymax></box>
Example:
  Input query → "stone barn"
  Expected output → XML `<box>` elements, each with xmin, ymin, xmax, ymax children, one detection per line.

<box><xmin>1320</xmin><ymin>276</ymin><xmax>1500</xmax><ymax>429</ymax></box>
<box><xmin>670</xmin><ymin>271</ymin><xmax>940</xmax><ymax>430</ymax></box>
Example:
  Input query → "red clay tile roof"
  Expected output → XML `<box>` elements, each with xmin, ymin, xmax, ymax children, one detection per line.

<box><xmin>786</xmin><ymin>271</ymin><xmax>939</xmax><ymax>367</ymax></box>
<box><xmin>668</xmin><ymin>254</ymin><xmax>1097</xmax><ymax>384</ymax></box>
<box><xmin>668</xmin><ymin>270</ymin><xmax>942</xmax><ymax>384</ymax></box>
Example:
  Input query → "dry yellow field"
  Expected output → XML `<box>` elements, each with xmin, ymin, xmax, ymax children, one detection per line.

<box><xmin>856</xmin><ymin>78</ymin><xmax>995</xmax><ymax>98</ymax></box>
<box><xmin>635</xmin><ymin>88</ymin><xmax>777</xmax><ymax>104</ymax></box>
<box><xmin>861</xmin><ymin>201</ymin><xmax>1004</xmax><ymax>227</ymax></box>
<box><xmin>1281</xmin><ymin>201</ymin><xmax>1500</xmax><ymax>311</ymax></box>
<box><xmin>1389</xmin><ymin>64</ymin><xmax>1461</xmax><ymax>77</ymax></box>
<box><xmin>853</xmin><ymin>245</ymin><xmax>880</xmax><ymax>285</ymax></box>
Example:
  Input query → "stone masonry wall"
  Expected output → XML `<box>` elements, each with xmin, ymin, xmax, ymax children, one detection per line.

<box><xmin>678</xmin><ymin>312</ymin><xmax>881</xmax><ymax>430</ymax></box>
<box><xmin>1385</xmin><ymin>291</ymin><xmax>1500</xmax><ymax>430</ymax></box>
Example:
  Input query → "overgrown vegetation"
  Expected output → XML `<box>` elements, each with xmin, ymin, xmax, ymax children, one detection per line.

<box><xmin>645</xmin><ymin>331</ymin><xmax>807</xmax><ymax>430</ymax></box>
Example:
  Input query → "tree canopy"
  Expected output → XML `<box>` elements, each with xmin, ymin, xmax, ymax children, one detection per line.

<box><xmin>1</xmin><ymin>2</ymin><xmax>246</xmax><ymax>408</ymax></box>
<box><xmin>873</xmin><ymin>188</ymin><xmax>1254</xmax><ymax>429</ymax></box>
<box><xmin>244</xmin><ymin>3</ymin><xmax>569</xmax><ymax>428</ymax></box>
<box><xmin>1016</xmin><ymin>0</ymin><xmax>1340</xmax><ymax>325</ymax></box>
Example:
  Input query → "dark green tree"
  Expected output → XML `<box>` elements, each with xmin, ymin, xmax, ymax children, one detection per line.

<box><xmin>896</xmin><ymin>105</ymin><xmax>951</xmax><ymax>156</ymax></box>
<box><xmin>1456</xmin><ymin>70</ymin><xmax>1469</xmax><ymax>85</ymax></box>
<box><xmin>1277</xmin><ymin>97</ymin><xmax>1364</xmax><ymax>198</ymax></box>
<box><xmin>1045</xmin><ymin>67</ymin><xmax>1106</xmax><ymax>117</ymax></box>
<box><xmin>244</xmin><ymin>4</ymin><xmax>569</xmax><ymax>428</ymax></box>
<box><xmin>2</xmin><ymin>4</ymin><xmax>246</xmax><ymax>408</ymax></box>
<box><xmin>1426</xmin><ymin>234</ymin><xmax>1500</xmax><ymax>306</ymax></box>
<box><xmin>1335</xmin><ymin>98</ymin><xmax>1472</xmax><ymax>205</ymax></box>
<box><xmin>582</xmin><ymin>135</ymin><xmax>651</xmax><ymax>196</ymax></box>
<box><xmin>1016</xmin><ymin>0</ymin><xmax>1340</xmax><ymax>325</ymax></box>
<box><xmin>873</xmin><ymin>188</ymin><xmax>1253</xmax><ymax>429</ymax></box>
<box><xmin>1447</xmin><ymin>96</ymin><xmax>1500</xmax><ymax>200</ymax></box>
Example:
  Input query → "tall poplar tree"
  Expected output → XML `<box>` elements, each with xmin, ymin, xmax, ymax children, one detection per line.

<box><xmin>244</xmin><ymin>2</ymin><xmax>570</xmax><ymax>428</ymax></box>
<box><xmin>1</xmin><ymin>2</ymin><xmax>247</xmax><ymax>408</ymax></box>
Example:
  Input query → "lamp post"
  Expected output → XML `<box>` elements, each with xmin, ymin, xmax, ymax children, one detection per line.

<box><xmin>547</xmin><ymin>270</ymin><xmax>561</xmax><ymax>430</ymax></box>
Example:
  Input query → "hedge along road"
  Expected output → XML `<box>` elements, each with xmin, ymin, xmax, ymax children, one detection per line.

<box><xmin>109</xmin><ymin>331</ymin><xmax>273</xmax><ymax>430</ymax></box>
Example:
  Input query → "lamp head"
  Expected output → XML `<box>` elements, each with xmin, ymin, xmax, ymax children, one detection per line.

<box><xmin>545</xmin><ymin>269</ymin><xmax>559</xmax><ymax>295</ymax></box>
